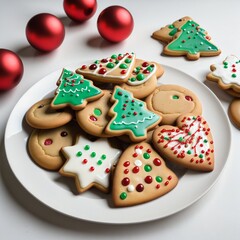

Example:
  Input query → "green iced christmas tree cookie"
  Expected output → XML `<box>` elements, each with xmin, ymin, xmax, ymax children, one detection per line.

<box><xmin>105</xmin><ymin>87</ymin><xmax>161</xmax><ymax>142</ymax></box>
<box><xmin>51</xmin><ymin>68</ymin><xmax>103</xmax><ymax>110</ymax></box>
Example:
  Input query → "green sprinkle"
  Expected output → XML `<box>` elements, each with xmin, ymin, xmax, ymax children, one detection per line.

<box><xmin>156</xmin><ymin>176</ymin><xmax>163</xmax><ymax>183</ymax></box>
<box><xmin>204</xmin><ymin>139</ymin><xmax>208</xmax><ymax>143</ymax></box>
<box><xmin>106</xmin><ymin>62</ymin><xmax>115</xmax><ymax>69</ymax></box>
<box><xmin>101</xmin><ymin>154</ymin><xmax>106</xmax><ymax>160</ymax></box>
<box><xmin>188</xmin><ymin>132</ymin><xmax>191</xmax><ymax>135</ymax></box>
<box><xmin>172</xmin><ymin>95</ymin><xmax>179</xmax><ymax>99</ymax></box>
<box><xmin>168</xmin><ymin>24</ymin><xmax>175</xmax><ymax>29</ymax></box>
<box><xmin>164</xmin><ymin>136</ymin><xmax>170</xmax><ymax>140</ymax></box>
<box><xmin>232</xmin><ymin>74</ymin><xmax>237</xmax><ymax>78</ymax></box>
<box><xmin>111</xmin><ymin>54</ymin><xmax>117</xmax><ymax>59</ymax></box>
<box><xmin>97</xmin><ymin>160</ymin><xmax>102</xmax><ymax>165</ymax></box>
<box><xmin>129</xmin><ymin>77</ymin><xmax>136</xmax><ymax>82</ymax></box>
<box><xmin>84</xmin><ymin>145</ymin><xmax>90</xmax><ymax>150</ymax></box>
<box><xmin>178</xmin><ymin>137</ymin><xmax>184</xmax><ymax>142</ymax></box>
<box><xmin>143</xmin><ymin>152</ymin><xmax>150</xmax><ymax>159</ymax></box>
<box><xmin>144</xmin><ymin>164</ymin><xmax>152</xmax><ymax>172</ymax></box>
<box><xmin>120</xmin><ymin>192</ymin><xmax>127</xmax><ymax>200</ymax></box>
<box><xmin>119</xmin><ymin>63</ymin><xmax>128</xmax><ymax>69</ymax></box>
<box><xmin>94</xmin><ymin>108</ymin><xmax>102</xmax><ymax>116</ymax></box>
<box><xmin>76</xmin><ymin>151</ymin><xmax>82</xmax><ymax>157</ymax></box>
<box><xmin>91</xmin><ymin>152</ymin><xmax>96</xmax><ymax>158</ymax></box>
<box><xmin>136</xmin><ymin>73</ymin><xmax>145</xmax><ymax>81</ymax></box>
<box><xmin>94</xmin><ymin>60</ymin><xmax>99</xmax><ymax>64</ymax></box>
<box><xmin>125</xmin><ymin>58</ymin><xmax>132</xmax><ymax>64</ymax></box>
<box><xmin>199</xmin><ymin>154</ymin><xmax>203</xmax><ymax>158</ymax></box>
<box><xmin>187</xmin><ymin>150</ymin><xmax>192</xmax><ymax>154</ymax></box>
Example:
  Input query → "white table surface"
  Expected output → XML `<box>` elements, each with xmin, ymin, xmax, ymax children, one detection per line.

<box><xmin>1</xmin><ymin>0</ymin><xmax>240</xmax><ymax>239</ymax></box>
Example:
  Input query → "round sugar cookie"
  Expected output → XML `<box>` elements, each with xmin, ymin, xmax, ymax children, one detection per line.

<box><xmin>28</xmin><ymin>121</ymin><xmax>80</xmax><ymax>171</ymax></box>
<box><xmin>145</xmin><ymin>84</ymin><xmax>202</xmax><ymax>125</ymax></box>
<box><xmin>76</xmin><ymin>90</ymin><xmax>112</xmax><ymax>137</ymax></box>
<box><xmin>228</xmin><ymin>98</ymin><xmax>240</xmax><ymax>129</ymax></box>
<box><xmin>26</xmin><ymin>98</ymin><xmax>73</xmax><ymax>129</ymax></box>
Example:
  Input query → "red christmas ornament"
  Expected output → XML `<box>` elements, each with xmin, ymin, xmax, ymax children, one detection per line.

<box><xmin>0</xmin><ymin>49</ymin><xmax>24</xmax><ymax>91</ymax></box>
<box><xmin>26</xmin><ymin>13</ymin><xmax>65</xmax><ymax>52</ymax></box>
<box><xmin>97</xmin><ymin>5</ymin><xmax>134</xmax><ymax>43</ymax></box>
<box><xmin>63</xmin><ymin>0</ymin><xmax>97</xmax><ymax>22</ymax></box>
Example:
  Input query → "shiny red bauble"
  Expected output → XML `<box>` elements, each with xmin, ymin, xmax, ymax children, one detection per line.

<box><xmin>63</xmin><ymin>0</ymin><xmax>97</xmax><ymax>22</ymax></box>
<box><xmin>97</xmin><ymin>6</ymin><xmax>134</xmax><ymax>43</ymax></box>
<box><xmin>26</xmin><ymin>13</ymin><xmax>65</xmax><ymax>52</ymax></box>
<box><xmin>0</xmin><ymin>49</ymin><xmax>24</xmax><ymax>91</ymax></box>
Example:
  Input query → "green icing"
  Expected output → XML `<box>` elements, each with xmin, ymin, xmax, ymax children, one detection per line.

<box><xmin>167</xmin><ymin>20</ymin><xmax>219</xmax><ymax>55</ymax></box>
<box><xmin>94</xmin><ymin>108</ymin><xmax>102</xmax><ymax>116</ymax></box>
<box><xmin>169</xmin><ymin>27</ymin><xmax>178</xmax><ymax>36</ymax></box>
<box><xmin>108</xmin><ymin>88</ymin><xmax>160</xmax><ymax>137</ymax></box>
<box><xmin>53</xmin><ymin>69</ymin><xmax>102</xmax><ymax>107</ymax></box>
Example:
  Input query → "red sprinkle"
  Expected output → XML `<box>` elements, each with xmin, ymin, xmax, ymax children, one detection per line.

<box><xmin>123</xmin><ymin>161</ymin><xmax>130</xmax><ymax>167</ymax></box>
<box><xmin>44</xmin><ymin>139</ymin><xmax>53</xmax><ymax>145</ymax></box>
<box><xmin>89</xmin><ymin>166</ymin><xmax>95</xmax><ymax>172</ymax></box>
<box><xmin>98</xmin><ymin>68</ymin><xmax>107</xmax><ymax>74</ymax></box>
<box><xmin>132</xmin><ymin>166</ymin><xmax>139</xmax><ymax>173</ymax></box>
<box><xmin>89</xmin><ymin>115</ymin><xmax>97</xmax><ymax>121</ymax></box>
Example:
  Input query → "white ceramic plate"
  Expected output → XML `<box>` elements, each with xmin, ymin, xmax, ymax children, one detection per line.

<box><xmin>4</xmin><ymin>64</ymin><xmax>231</xmax><ymax>224</ymax></box>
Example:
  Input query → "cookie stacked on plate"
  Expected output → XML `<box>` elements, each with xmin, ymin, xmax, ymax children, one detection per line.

<box><xmin>25</xmin><ymin>52</ymin><xmax>215</xmax><ymax>207</ymax></box>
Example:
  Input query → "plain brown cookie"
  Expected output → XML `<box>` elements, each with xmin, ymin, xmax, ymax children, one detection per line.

<box><xmin>28</xmin><ymin>121</ymin><xmax>80</xmax><ymax>171</ymax></box>
<box><xmin>76</xmin><ymin>90</ymin><xmax>112</xmax><ymax>137</ymax></box>
<box><xmin>145</xmin><ymin>84</ymin><xmax>202</xmax><ymax>125</ymax></box>
<box><xmin>228</xmin><ymin>98</ymin><xmax>240</xmax><ymax>128</ymax></box>
<box><xmin>25</xmin><ymin>98</ymin><xmax>73</xmax><ymax>129</ymax></box>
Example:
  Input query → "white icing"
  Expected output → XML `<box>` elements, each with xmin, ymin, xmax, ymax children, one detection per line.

<box><xmin>127</xmin><ymin>185</ymin><xmax>135</xmax><ymax>192</ymax></box>
<box><xmin>162</xmin><ymin>117</ymin><xmax>211</xmax><ymax>160</ymax></box>
<box><xmin>127</xmin><ymin>63</ymin><xmax>157</xmax><ymax>86</ymax></box>
<box><xmin>57</xmin><ymin>86</ymin><xmax>88</xmax><ymax>94</ymax></box>
<box><xmin>62</xmin><ymin>137</ymin><xmax>122</xmax><ymax>189</ymax></box>
<box><xmin>134</xmin><ymin>159</ymin><xmax>142</xmax><ymax>166</ymax></box>
<box><xmin>113</xmin><ymin>113</ymin><xmax>156</xmax><ymax>125</ymax></box>
<box><xmin>212</xmin><ymin>55</ymin><xmax>240</xmax><ymax>86</ymax></box>
<box><xmin>135</xmin><ymin>148</ymin><xmax>142</xmax><ymax>155</ymax></box>
<box><xmin>80</xmin><ymin>53</ymin><xmax>136</xmax><ymax>80</ymax></box>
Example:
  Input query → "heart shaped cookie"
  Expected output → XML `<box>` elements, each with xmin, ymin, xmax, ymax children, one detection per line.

<box><xmin>112</xmin><ymin>142</ymin><xmax>178</xmax><ymax>207</ymax></box>
<box><xmin>152</xmin><ymin>114</ymin><xmax>214</xmax><ymax>171</ymax></box>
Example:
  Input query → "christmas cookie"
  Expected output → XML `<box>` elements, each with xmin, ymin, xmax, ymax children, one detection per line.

<box><xmin>51</xmin><ymin>68</ymin><xmax>103</xmax><ymax>110</ymax></box>
<box><xmin>25</xmin><ymin>98</ymin><xmax>73</xmax><ymax>129</ymax></box>
<box><xmin>152</xmin><ymin>16</ymin><xmax>221</xmax><ymax>60</ymax></box>
<box><xmin>206</xmin><ymin>55</ymin><xmax>240</xmax><ymax>94</ymax></box>
<box><xmin>76</xmin><ymin>53</ymin><xmax>136</xmax><ymax>84</ymax></box>
<box><xmin>28</xmin><ymin>121</ymin><xmax>80</xmax><ymax>171</ymax></box>
<box><xmin>112</xmin><ymin>142</ymin><xmax>178</xmax><ymax>207</ymax></box>
<box><xmin>152</xmin><ymin>114</ymin><xmax>214</xmax><ymax>171</ymax></box>
<box><xmin>120</xmin><ymin>59</ymin><xmax>164</xmax><ymax>99</ymax></box>
<box><xmin>145</xmin><ymin>84</ymin><xmax>202</xmax><ymax>125</ymax></box>
<box><xmin>59</xmin><ymin>136</ymin><xmax>122</xmax><ymax>193</ymax></box>
<box><xmin>105</xmin><ymin>86</ymin><xmax>161</xmax><ymax>142</ymax></box>
<box><xmin>228</xmin><ymin>98</ymin><xmax>240</xmax><ymax>129</ymax></box>
<box><xmin>76</xmin><ymin>90</ymin><xmax>112</xmax><ymax>137</ymax></box>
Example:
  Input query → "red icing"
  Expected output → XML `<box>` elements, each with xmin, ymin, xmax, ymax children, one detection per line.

<box><xmin>44</xmin><ymin>139</ymin><xmax>52</xmax><ymax>145</ymax></box>
<box><xmin>90</xmin><ymin>115</ymin><xmax>97</xmax><ymax>121</ymax></box>
<box><xmin>121</xmin><ymin>177</ymin><xmax>130</xmax><ymax>186</ymax></box>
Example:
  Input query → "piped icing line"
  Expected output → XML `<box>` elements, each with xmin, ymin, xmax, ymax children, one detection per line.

<box><xmin>113</xmin><ymin>114</ymin><xmax>157</xmax><ymax>125</ymax></box>
<box><xmin>211</xmin><ymin>55</ymin><xmax>240</xmax><ymax>86</ymax></box>
<box><xmin>61</xmin><ymin>136</ymin><xmax>122</xmax><ymax>189</ymax></box>
<box><xmin>79</xmin><ymin>53</ymin><xmax>136</xmax><ymax>80</ymax></box>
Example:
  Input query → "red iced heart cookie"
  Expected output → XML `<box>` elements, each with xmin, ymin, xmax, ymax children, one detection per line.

<box><xmin>152</xmin><ymin>114</ymin><xmax>214</xmax><ymax>171</ymax></box>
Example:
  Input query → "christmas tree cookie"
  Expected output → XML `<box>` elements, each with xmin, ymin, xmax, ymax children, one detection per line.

<box><xmin>207</xmin><ymin>55</ymin><xmax>240</xmax><ymax>95</ymax></box>
<box><xmin>112</xmin><ymin>142</ymin><xmax>178</xmax><ymax>207</ymax></box>
<box><xmin>105</xmin><ymin>86</ymin><xmax>161</xmax><ymax>142</ymax></box>
<box><xmin>59</xmin><ymin>136</ymin><xmax>122</xmax><ymax>193</ymax></box>
<box><xmin>152</xmin><ymin>114</ymin><xmax>214</xmax><ymax>171</ymax></box>
<box><xmin>51</xmin><ymin>68</ymin><xmax>103</xmax><ymax>110</ymax></box>
<box><xmin>76</xmin><ymin>52</ymin><xmax>136</xmax><ymax>84</ymax></box>
<box><xmin>152</xmin><ymin>16</ymin><xmax>221</xmax><ymax>60</ymax></box>
<box><xmin>120</xmin><ymin>59</ymin><xmax>164</xmax><ymax>99</ymax></box>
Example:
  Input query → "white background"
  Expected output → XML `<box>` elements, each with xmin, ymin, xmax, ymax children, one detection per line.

<box><xmin>0</xmin><ymin>0</ymin><xmax>240</xmax><ymax>239</ymax></box>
